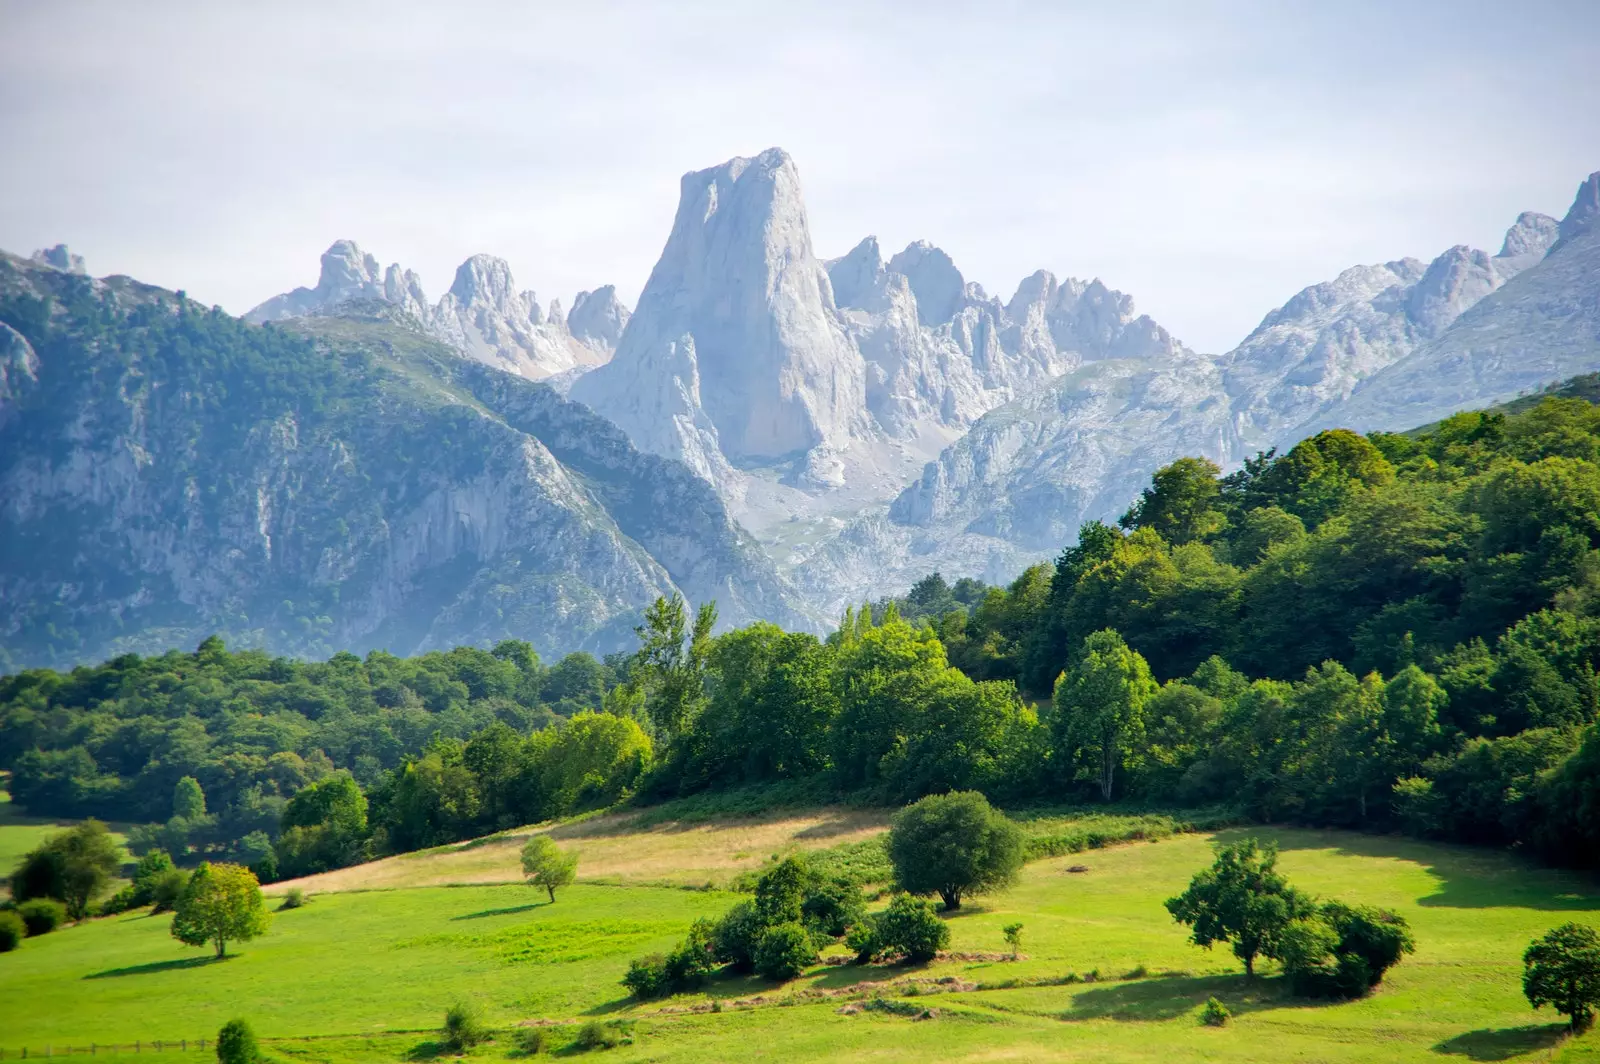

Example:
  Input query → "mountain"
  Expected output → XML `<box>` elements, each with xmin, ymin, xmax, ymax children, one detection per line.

<box><xmin>247</xmin><ymin>240</ymin><xmax>621</xmax><ymax>380</ymax></box>
<box><xmin>1305</xmin><ymin>173</ymin><xmax>1600</xmax><ymax>434</ymax></box>
<box><xmin>569</xmin><ymin>148</ymin><xmax>1193</xmax><ymax>547</ymax></box>
<box><xmin>0</xmin><ymin>250</ymin><xmax>800</xmax><ymax>671</ymax></box>
<box><xmin>795</xmin><ymin>171</ymin><xmax>1598</xmax><ymax>611</ymax></box>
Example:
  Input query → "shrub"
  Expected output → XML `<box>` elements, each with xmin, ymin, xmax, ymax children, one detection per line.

<box><xmin>801</xmin><ymin>874</ymin><xmax>864</xmax><ymax>938</ymax></box>
<box><xmin>1524</xmin><ymin>922</ymin><xmax>1600</xmax><ymax>1032</ymax></box>
<box><xmin>18</xmin><ymin>898</ymin><xmax>66</xmax><ymax>936</ymax></box>
<box><xmin>754</xmin><ymin>921</ymin><xmax>816</xmax><ymax>982</ymax></box>
<box><xmin>216</xmin><ymin>1018</ymin><xmax>259</xmax><ymax>1064</ymax></box>
<box><xmin>621</xmin><ymin>954</ymin><xmax>671</xmax><ymax>1000</ymax></box>
<box><xmin>1200</xmin><ymin>996</ymin><xmax>1230</xmax><ymax>1027</ymax></box>
<box><xmin>513</xmin><ymin>1027</ymin><xmax>545</xmax><ymax>1055</ymax></box>
<box><xmin>279</xmin><ymin>888</ymin><xmax>307</xmax><ymax>911</ymax></box>
<box><xmin>887</xmin><ymin>791</ymin><xmax>1025</xmax><ymax>911</ymax></box>
<box><xmin>150</xmin><ymin>867</ymin><xmax>189</xmax><ymax>913</ymax></box>
<box><xmin>100</xmin><ymin>884</ymin><xmax>140</xmax><ymax>916</ymax></box>
<box><xmin>1003</xmin><ymin>922</ymin><xmax>1024</xmax><ymax>959</ymax></box>
<box><xmin>443</xmin><ymin>1000</ymin><xmax>490</xmax><ymax>1052</ymax></box>
<box><xmin>847</xmin><ymin>920</ymin><xmax>880</xmax><ymax>964</ymax></box>
<box><xmin>873</xmin><ymin>894</ymin><xmax>950</xmax><ymax>964</ymax></box>
<box><xmin>0</xmin><ymin>911</ymin><xmax>24</xmax><ymax>951</ymax></box>
<box><xmin>1280</xmin><ymin>903</ymin><xmax>1415</xmax><ymax>999</ymax></box>
<box><xmin>711</xmin><ymin>899</ymin><xmax>763</xmax><ymax>972</ymax></box>
<box><xmin>573</xmin><ymin>1020</ymin><xmax>630</xmax><ymax>1050</ymax></box>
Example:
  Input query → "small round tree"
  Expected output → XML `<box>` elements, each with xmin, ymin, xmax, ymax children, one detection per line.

<box><xmin>873</xmin><ymin>894</ymin><xmax>950</xmax><ymax>963</ymax></box>
<box><xmin>520</xmin><ymin>836</ymin><xmax>577</xmax><ymax>902</ymax></box>
<box><xmin>1524</xmin><ymin>923</ymin><xmax>1600</xmax><ymax>1032</ymax></box>
<box><xmin>172</xmin><ymin>862</ymin><xmax>271</xmax><ymax>958</ymax></box>
<box><xmin>887</xmin><ymin>791</ymin><xmax>1025</xmax><ymax>910</ymax></box>
<box><xmin>1164</xmin><ymin>838</ymin><xmax>1310</xmax><ymax>979</ymax></box>
<box><xmin>753</xmin><ymin>922</ymin><xmax>816</xmax><ymax>982</ymax></box>
<box><xmin>216</xmin><ymin>1019</ymin><xmax>258</xmax><ymax>1064</ymax></box>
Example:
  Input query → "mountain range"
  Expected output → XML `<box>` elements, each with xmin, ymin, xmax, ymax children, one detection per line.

<box><xmin>3</xmin><ymin>155</ymin><xmax>1597</xmax><ymax>667</ymax></box>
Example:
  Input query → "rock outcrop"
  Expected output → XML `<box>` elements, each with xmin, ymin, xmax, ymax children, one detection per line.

<box><xmin>246</xmin><ymin>241</ymin><xmax>621</xmax><ymax>379</ymax></box>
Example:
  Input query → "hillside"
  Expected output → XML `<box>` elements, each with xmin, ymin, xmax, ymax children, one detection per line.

<box><xmin>0</xmin><ymin>255</ymin><xmax>801</xmax><ymax>670</ymax></box>
<box><xmin>2</xmin><ymin>816</ymin><xmax>1597</xmax><ymax>1063</ymax></box>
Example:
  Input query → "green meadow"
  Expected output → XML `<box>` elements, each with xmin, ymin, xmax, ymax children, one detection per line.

<box><xmin>3</xmin><ymin>818</ymin><xmax>1598</xmax><ymax>1062</ymax></box>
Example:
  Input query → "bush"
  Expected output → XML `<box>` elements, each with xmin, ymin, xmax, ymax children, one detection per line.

<box><xmin>279</xmin><ymin>888</ymin><xmax>307</xmax><ymax>911</ymax></box>
<box><xmin>573</xmin><ymin>1020</ymin><xmax>631</xmax><ymax>1050</ymax></box>
<box><xmin>711</xmin><ymin>900</ymin><xmax>763</xmax><ymax>972</ymax></box>
<box><xmin>1200</xmin><ymin>996</ymin><xmax>1230</xmax><ymax>1027</ymax></box>
<box><xmin>0</xmin><ymin>910</ymin><xmax>24</xmax><ymax>951</ymax></box>
<box><xmin>512</xmin><ymin>1027</ymin><xmax>545</xmax><ymax>1055</ymax></box>
<box><xmin>1279</xmin><ymin>903</ymin><xmax>1415</xmax><ymax>999</ymax></box>
<box><xmin>621</xmin><ymin>954</ymin><xmax>671</xmax><ymax>1000</ymax></box>
<box><xmin>442</xmin><ymin>1000</ymin><xmax>490</xmax><ymax>1052</ymax></box>
<box><xmin>872</xmin><ymin>894</ymin><xmax>949</xmax><ymax>964</ymax></box>
<box><xmin>754</xmin><ymin>921</ymin><xmax>816</xmax><ymax>982</ymax></box>
<box><xmin>663</xmin><ymin>919</ymin><xmax>717</xmax><ymax>989</ymax></box>
<box><xmin>847</xmin><ymin>920</ymin><xmax>880</xmax><ymax>964</ymax></box>
<box><xmin>18</xmin><ymin>898</ymin><xmax>66</xmax><ymax>936</ymax></box>
<box><xmin>801</xmin><ymin>874</ymin><xmax>864</xmax><ymax>938</ymax></box>
<box><xmin>150</xmin><ymin>867</ymin><xmax>189</xmax><ymax>913</ymax></box>
<box><xmin>888</xmin><ymin>791</ymin><xmax>1026</xmax><ymax>911</ymax></box>
<box><xmin>100</xmin><ymin>884</ymin><xmax>140</xmax><ymax>916</ymax></box>
<box><xmin>216</xmin><ymin>1019</ymin><xmax>259</xmax><ymax>1064</ymax></box>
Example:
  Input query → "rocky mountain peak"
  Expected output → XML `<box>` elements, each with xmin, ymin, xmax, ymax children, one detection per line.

<box><xmin>1407</xmin><ymin>245</ymin><xmax>1500</xmax><ymax>337</ymax></box>
<box><xmin>1498</xmin><ymin>211</ymin><xmax>1560</xmax><ymax>259</ymax></box>
<box><xmin>827</xmin><ymin>236</ymin><xmax>886</xmax><ymax>310</ymax></box>
<box><xmin>887</xmin><ymin>240</ymin><xmax>965</xmax><ymax>326</ymax></box>
<box><xmin>1557</xmin><ymin>171</ymin><xmax>1600</xmax><ymax>245</ymax></box>
<box><xmin>567</xmin><ymin>285</ymin><xmax>630</xmax><ymax>349</ymax></box>
<box><xmin>30</xmin><ymin>244</ymin><xmax>86</xmax><ymax>274</ymax></box>
<box><xmin>447</xmin><ymin>254</ymin><xmax>540</xmax><ymax>323</ymax></box>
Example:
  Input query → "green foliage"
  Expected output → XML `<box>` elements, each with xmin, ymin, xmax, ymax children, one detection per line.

<box><xmin>0</xmin><ymin>910</ymin><xmax>22</xmax><ymax>951</ymax></box>
<box><xmin>710</xmin><ymin>899</ymin><xmax>763</xmax><ymax>972</ymax></box>
<box><xmin>753</xmin><ymin>920</ymin><xmax>816</xmax><ymax>981</ymax></box>
<box><xmin>887</xmin><ymin>791</ymin><xmax>1025</xmax><ymax>910</ymax></box>
<box><xmin>1003</xmin><ymin>921</ymin><xmax>1024</xmax><ymax>958</ymax></box>
<box><xmin>512</xmin><ymin>1027</ymin><xmax>546</xmax><ymax>1055</ymax></box>
<box><xmin>1121</xmin><ymin>457</ymin><xmax>1226</xmax><ymax>545</ymax></box>
<box><xmin>18</xmin><ymin>898</ymin><xmax>66</xmax><ymax>936</ymax></box>
<box><xmin>1199</xmin><ymin>995</ymin><xmax>1230</xmax><ymax>1026</ymax></box>
<box><xmin>174</xmin><ymin>776</ymin><xmax>207</xmax><ymax>820</ymax></box>
<box><xmin>573</xmin><ymin>1019</ymin><xmax>631</xmax><ymax>1051</ymax></box>
<box><xmin>215</xmin><ymin>1018</ymin><xmax>259</xmax><ymax>1064</ymax></box>
<box><xmin>1523</xmin><ymin>922</ymin><xmax>1600</xmax><ymax>1032</ymax></box>
<box><xmin>171</xmin><ymin>862</ymin><xmax>271</xmax><ymax>958</ymax></box>
<box><xmin>519</xmin><ymin>836</ymin><xmax>577</xmax><ymax>902</ymax></box>
<box><xmin>621</xmin><ymin>919</ymin><xmax>717</xmax><ymax>1001</ymax></box>
<box><xmin>867</xmin><ymin>893</ymin><xmax>950</xmax><ymax>963</ymax></box>
<box><xmin>9</xmin><ymin>819</ymin><xmax>122</xmax><ymax>919</ymax></box>
<box><xmin>1053</xmin><ymin>630</ymin><xmax>1158</xmax><ymax>800</ymax></box>
<box><xmin>279</xmin><ymin>888</ymin><xmax>307</xmax><ymax>911</ymax></box>
<box><xmin>442</xmin><ymin>1000</ymin><xmax>490</xmax><ymax>1052</ymax></box>
<box><xmin>1164</xmin><ymin>839</ymin><xmax>1310</xmax><ymax>977</ymax></box>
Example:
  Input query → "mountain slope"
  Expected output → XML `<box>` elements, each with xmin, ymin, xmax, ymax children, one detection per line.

<box><xmin>0</xmin><ymin>252</ymin><xmax>799</xmax><ymax>670</ymax></box>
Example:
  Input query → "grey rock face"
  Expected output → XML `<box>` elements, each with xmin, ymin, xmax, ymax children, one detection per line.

<box><xmin>574</xmin><ymin>148</ymin><xmax>868</xmax><ymax>468</ymax></box>
<box><xmin>1306</xmin><ymin>171</ymin><xmax>1600</xmax><ymax>435</ymax></box>
<box><xmin>568</xmin><ymin>285</ymin><xmax>631</xmax><ymax>350</ymax></box>
<box><xmin>247</xmin><ymin>241</ymin><xmax>623</xmax><ymax>379</ymax></box>
<box><xmin>888</xmin><ymin>240</ymin><xmax>966</xmax><ymax>326</ymax></box>
<box><xmin>0</xmin><ymin>251</ymin><xmax>801</xmax><ymax>670</ymax></box>
<box><xmin>30</xmin><ymin>244</ymin><xmax>86</xmax><ymax>274</ymax></box>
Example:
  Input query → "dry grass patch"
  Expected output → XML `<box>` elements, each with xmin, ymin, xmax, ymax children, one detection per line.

<box><xmin>270</xmin><ymin>808</ymin><xmax>889</xmax><ymax>894</ymax></box>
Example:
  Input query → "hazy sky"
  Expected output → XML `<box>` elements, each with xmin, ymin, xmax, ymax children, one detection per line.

<box><xmin>2</xmin><ymin>1</ymin><xmax>1596</xmax><ymax>353</ymax></box>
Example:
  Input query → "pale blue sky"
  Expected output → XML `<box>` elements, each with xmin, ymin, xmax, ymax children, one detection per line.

<box><xmin>1</xmin><ymin>0</ymin><xmax>1595</xmax><ymax>352</ymax></box>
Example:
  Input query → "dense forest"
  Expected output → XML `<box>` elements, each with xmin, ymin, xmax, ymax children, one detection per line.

<box><xmin>3</xmin><ymin>384</ymin><xmax>1599</xmax><ymax>883</ymax></box>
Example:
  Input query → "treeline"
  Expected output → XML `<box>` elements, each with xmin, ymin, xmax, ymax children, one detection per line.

<box><xmin>4</xmin><ymin>392</ymin><xmax>1600</xmax><ymax>878</ymax></box>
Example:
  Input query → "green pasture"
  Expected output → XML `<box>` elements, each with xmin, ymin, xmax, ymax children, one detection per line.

<box><xmin>1</xmin><ymin>825</ymin><xmax>1597</xmax><ymax>1062</ymax></box>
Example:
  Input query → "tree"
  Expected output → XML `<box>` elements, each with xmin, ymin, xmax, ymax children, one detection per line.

<box><xmin>1053</xmin><ymin>630</ymin><xmax>1157</xmax><ymax>800</ymax></box>
<box><xmin>887</xmin><ymin>790</ymin><xmax>1025</xmax><ymax>910</ymax></box>
<box><xmin>171</xmin><ymin>862</ymin><xmax>271</xmax><ymax>958</ymax></box>
<box><xmin>173</xmin><ymin>776</ymin><xmax>207</xmax><ymax>820</ymax></box>
<box><xmin>10</xmin><ymin>819</ymin><xmax>123</xmax><ymax>920</ymax></box>
<box><xmin>1165</xmin><ymin>838</ymin><xmax>1310</xmax><ymax>978</ymax></box>
<box><xmin>520</xmin><ymin>835</ymin><xmax>577</xmax><ymax>902</ymax></box>
<box><xmin>633</xmin><ymin>595</ymin><xmax>717</xmax><ymax>738</ymax></box>
<box><xmin>754</xmin><ymin>921</ymin><xmax>816</xmax><ymax>981</ymax></box>
<box><xmin>1120</xmin><ymin>457</ymin><xmax>1225</xmax><ymax>545</ymax></box>
<box><xmin>1524</xmin><ymin>922</ymin><xmax>1600</xmax><ymax>1032</ymax></box>
<box><xmin>215</xmin><ymin>1019</ymin><xmax>259</xmax><ymax>1064</ymax></box>
<box><xmin>1003</xmin><ymin>922</ymin><xmax>1024</xmax><ymax>959</ymax></box>
<box><xmin>867</xmin><ymin>893</ymin><xmax>950</xmax><ymax>963</ymax></box>
<box><xmin>277</xmin><ymin>773</ymin><xmax>369</xmax><ymax>877</ymax></box>
<box><xmin>1279</xmin><ymin>902</ymin><xmax>1415</xmax><ymax>998</ymax></box>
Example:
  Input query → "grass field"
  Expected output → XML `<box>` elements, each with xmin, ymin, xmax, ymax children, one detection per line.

<box><xmin>3</xmin><ymin>816</ymin><xmax>1598</xmax><ymax>1062</ymax></box>
<box><xmin>0</xmin><ymin>777</ymin><xmax>132</xmax><ymax>877</ymax></box>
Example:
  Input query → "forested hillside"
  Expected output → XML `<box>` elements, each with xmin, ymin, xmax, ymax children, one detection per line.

<box><xmin>2</xmin><ymin>384</ymin><xmax>1598</xmax><ymax>884</ymax></box>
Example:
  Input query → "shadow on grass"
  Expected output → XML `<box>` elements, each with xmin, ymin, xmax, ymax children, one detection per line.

<box><xmin>792</xmin><ymin>816</ymin><xmax>877</xmax><ymax>841</ymax></box>
<box><xmin>403</xmin><ymin>1039</ymin><xmax>449</xmax><ymax>1061</ymax></box>
<box><xmin>579</xmin><ymin>996</ymin><xmax>637</xmax><ymax>1017</ymax></box>
<box><xmin>1063</xmin><ymin>973</ymin><xmax>1327</xmax><ymax>1022</ymax></box>
<box><xmin>1432</xmin><ymin>1025</ymin><xmax>1569</xmax><ymax>1060</ymax></box>
<box><xmin>1215</xmin><ymin>827</ymin><xmax>1600</xmax><ymax>912</ymax></box>
<box><xmin>85</xmin><ymin>956</ymin><xmax>223</xmax><ymax>979</ymax></box>
<box><xmin>452</xmin><ymin>901</ymin><xmax>549</xmax><ymax>920</ymax></box>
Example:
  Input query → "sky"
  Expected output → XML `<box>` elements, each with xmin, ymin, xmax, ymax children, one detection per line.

<box><xmin>1</xmin><ymin>1</ymin><xmax>1596</xmax><ymax>354</ymax></box>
